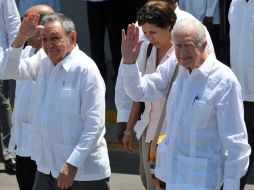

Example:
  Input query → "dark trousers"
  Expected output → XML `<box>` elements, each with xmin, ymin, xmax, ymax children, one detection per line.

<box><xmin>208</xmin><ymin>25</ymin><xmax>221</xmax><ymax>61</ymax></box>
<box><xmin>86</xmin><ymin>0</ymin><xmax>136</xmax><ymax>80</ymax></box>
<box><xmin>219</xmin><ymin>0</ymin><xmax>231</xmax><ymax>67</ymax></box>
<box><xmin>8</xmin><ymin>79</ymin><xmax>16</xmax><ymax>109</ymax></box>
<box><xmin>32</xmin><ymin>171</ymin><xmax>110</xmax><ymax>190</ymax></box>
<box><xmin>16</xmin><ymin>155</ymin><xmax>37</xmax><ymax>190</ymax></box>
<box><xmin>136</xmin><ymin>0</ymin><xmax>148</xmax><ymax>12</ymax></box>
<box><xmin>240</xmin><ymin>101</ymin><xmax>254</xmax><ymax>190</ymax></box>
<box><xmin>0</xmin><ymin>80</ymin><xmax>13</xmax><ymax>161</ymax></box>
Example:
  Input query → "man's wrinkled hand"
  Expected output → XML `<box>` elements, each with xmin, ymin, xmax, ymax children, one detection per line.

<box><xmin>57</xmin><ymin>162</ymin><xmax>78</xmax><ymax>189</ymax></box>
<box><xmin>19</xmin><ymin>13</ymin><xmax>41</xmax><ymax>40</ymax></box>
<box><xmin>12</xmin><ymin>13</ymin><xmax>41</xmax><ymax>48</ymax></box>
<box><xmin>117</xmin><ymin>122</ymin><xmax>127</xmax><ymax>144</ymax></box>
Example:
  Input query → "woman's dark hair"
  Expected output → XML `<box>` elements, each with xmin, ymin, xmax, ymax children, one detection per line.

<box><xmin>137</xmin><ymin>1</ymin><xmax>177</xmax><ymax>30</ymax></box>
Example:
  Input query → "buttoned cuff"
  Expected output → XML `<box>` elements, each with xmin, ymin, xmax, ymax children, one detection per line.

<box><xmin>8</xmin><ymin>46</ymin><xmax>23</xmax><ymax>60</ymax></box>
<box><xmin>123</xmin><ymin>63</ymin><xmax>138</xmax><ymax>75</ymax></box>
<box><xmin>205</xmin><ymin>8</ymin><xmax>214</xmax><ymax>17</ymax></box>
<box><xmin>117</xmin><ymin>110</ymin><xmax>131</xmax><ymax>123</ymax></box>
<box><xmin>67</xmin><ymin>149</ymin><xmax>84</xmax><ymax>168</ymax></box>
<box><xmin>0</xmin><ymin>46</ymin><xmax>23</xmax><ymax>78</ymax></box>
<box><xmin>122</xmin><ymin>63</ymin><xmax>140</xmax><ymax>85</ymax></box>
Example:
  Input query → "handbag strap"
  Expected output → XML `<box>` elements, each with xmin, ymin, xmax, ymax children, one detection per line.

<box><xmin>151</xmin><ymin>63</ymin><xmax>179</xmax><ymax>152</ymax></box>
<box><xmin>143</xmin><ymin>43</ymin><xmax>153</xmax><ymax>76</ymax></box>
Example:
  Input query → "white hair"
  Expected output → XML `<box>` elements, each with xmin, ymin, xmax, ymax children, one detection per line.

<box><xmin>172</xmin><ymin>18</ymin><xmax>206</xmax><ymax>45</ymax></box>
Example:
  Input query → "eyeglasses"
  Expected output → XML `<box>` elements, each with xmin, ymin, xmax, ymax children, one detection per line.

<box><xmin>137</xmin><ymin>12</ymin><xmax>161</xmax><ymax>26</ymax></box>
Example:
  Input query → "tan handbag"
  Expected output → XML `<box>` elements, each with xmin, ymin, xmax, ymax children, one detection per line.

<box><xmin>147</xmin><ymin>63</ymin><xmax>179</xmax><ymax>188</ymax></box>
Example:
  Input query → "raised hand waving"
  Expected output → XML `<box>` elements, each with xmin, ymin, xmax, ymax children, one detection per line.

<box><xmin>121</xmin><ymin>23</ymin><xmax>143</xmax><ymax>65</ymax></box>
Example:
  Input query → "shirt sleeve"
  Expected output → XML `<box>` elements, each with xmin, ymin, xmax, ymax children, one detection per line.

<box><xmin>115</xmin><ymin>60</ymin><xmax>132</xmax><ymax>122</ymax></box>
<box><xmin>217</xmin><ymin>80</ymin><xmax>251</xmax><ymax>190</ymax></box>
<box><xmin>66</xmin><ymin>63</ymin><xmax>106</xmax><ymax>167</ymax></box>
<box><xmin>0</xmin><ymin>47</ymin><xmax>39</xmax><ymax>80</ymax></box>
<box><xmin>123</xmin><ymin>55</ymin><xmax>178</xmax><ymax>103</ymax></box>
<box><xmin>4</xmin><ymin>0</ymin><xmax>21</xmax><ymax>45</ymax></box>
<box><xmin>205</xmin><ymin>0</ymin><xmax>219</xmax><ymax>17</ymax></box>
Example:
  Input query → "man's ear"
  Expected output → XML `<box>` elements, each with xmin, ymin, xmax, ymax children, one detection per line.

<box><xmin>202</xmin><ymin>41</ymin><xmax>207</xmax><ymax>51</ymax></box>
<box><xmin>69</xmin><ymin>31</ymin><xmax>77</xmax><ymax>45</ymax></box>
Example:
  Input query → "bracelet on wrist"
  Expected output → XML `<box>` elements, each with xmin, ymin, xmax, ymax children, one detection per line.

<box><xmin>124</xmin><ymin>130</ymin><xmax>133</xmax><ymax>136</ymax></box>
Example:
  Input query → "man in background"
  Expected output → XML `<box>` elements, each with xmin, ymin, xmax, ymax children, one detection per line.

<box><xmin>178</xmin><ymin>0</ymin><xmax>221</xmax><ymax>61</ymax></box>
<box><xmin>7</xmin><ymin>5</ymin><xmax>54</xmax><ymax>190</ymax></box>
<box><xmin>83</xmin><ymin>0</ymin><xmax>136</xmax><ymax>81</ymax></box>
<box><xmin>229</xmin><ymin>0</ymin><xmax>254</xmax><ymax>189</ymax></box>
<box><xmin>0</xmin><ymin>0</ymin><xmax>20</xmax><ymax>172</ymax></box>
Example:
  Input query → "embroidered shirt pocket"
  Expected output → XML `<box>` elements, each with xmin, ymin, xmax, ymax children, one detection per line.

<box><xmin>176</xmin><ymin>155</ymin><xmax>208</xmax><ymax>187</ymax></box>
<box><xmin>184</xmin><ymin>99</ymin><xmax>213</xmax><ymax>129</ymax></box>
<box><xmin>54</xmin><ymin>88</ymin><xmax>80</xmax><ymax>114</ymax></box>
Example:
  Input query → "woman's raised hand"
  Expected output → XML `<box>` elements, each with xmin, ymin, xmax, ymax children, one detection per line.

<box><xmin>121</xmin><ymin>23</ymin><xmax>143</xmax><ymax>64</ymax></box>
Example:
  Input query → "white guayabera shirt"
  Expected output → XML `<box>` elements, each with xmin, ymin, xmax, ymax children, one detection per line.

<box><xmin>122</xmin><ymin>53</ymin><xmax>250</xmax><ymax>190</ymax></box>
<box><xmin>1</xmin><ymin>45</ymin><xmax>111</xmax><ymax>181</ymax></box>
